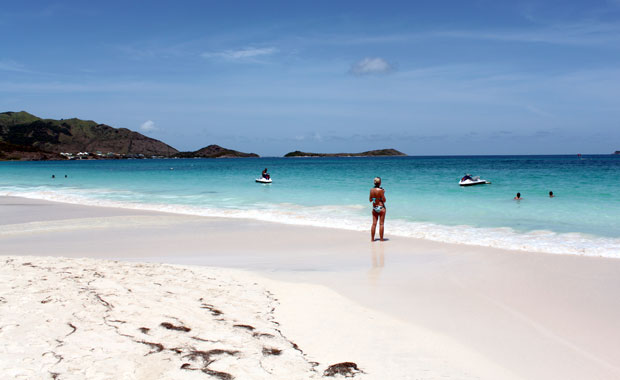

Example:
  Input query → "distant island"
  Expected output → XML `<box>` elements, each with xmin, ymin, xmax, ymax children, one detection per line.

<box><xmin>615</xmin><ymin>151</ymin><xmax>620</xmax><ymax>155</ymax></box>
<box><xmin>174</xmin><ymin>145</ymin><xmax>258</xmax><ymax>159</ymax></box>
<box><xmin>284</xmin><ymin>149</ymin><xmax>406</xmax><ymax>157</ymax></box>
<box><xmin>0</xmin><ymin>111</ymin><xmax>257</xmax><ymax>160</ymax></box>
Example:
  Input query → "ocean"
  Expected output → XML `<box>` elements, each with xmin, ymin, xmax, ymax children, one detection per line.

<box><xmin>1</xmin><ymin>155</ymin><xmax>619</xmax><ymax>258</ymax></box>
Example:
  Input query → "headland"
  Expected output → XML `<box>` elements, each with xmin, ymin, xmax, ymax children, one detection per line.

<box><xmin>0</xmin><ymin>111</ymin><xmax>257</xmax><ymax>160</ymax></box>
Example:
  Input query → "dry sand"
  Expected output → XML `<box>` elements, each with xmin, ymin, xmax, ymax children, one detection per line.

<box><xmin>1</xmin><ymin>196</ymin><xmax>620</xmax><ymax>379</ymax></box>
<box><xmin>1</xmin><ymin>256</ymin><xmax>322</xmax><ymax>379</ymax></box>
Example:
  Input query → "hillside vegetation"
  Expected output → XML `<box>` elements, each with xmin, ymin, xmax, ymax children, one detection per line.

<box><xmin>0</xmin><ymin>111</ymin><xmax>178</xmax><ymax>158</ymax></box>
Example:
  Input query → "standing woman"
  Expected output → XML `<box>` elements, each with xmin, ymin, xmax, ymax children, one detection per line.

<box><xmin>369</xmin><ymin>177</ymin><xmax>386</xmax><ymax>241</ymax></box>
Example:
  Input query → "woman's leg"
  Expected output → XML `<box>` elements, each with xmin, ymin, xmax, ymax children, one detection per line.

<box><xmin>371</xmin><ymin>211</ymin><xmax>378</xmax><ymax>241</ymax></box>
<box><xmin>379</xmin><ymin>209</ymin><xmax>386</xmax><ymax>241</ymax></box>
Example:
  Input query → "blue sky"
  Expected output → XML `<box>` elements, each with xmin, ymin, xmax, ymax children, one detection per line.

<box><xmin>1</xmin><ymin>0</ymin><xmax>619</xmax><ymax>155</ymax></box>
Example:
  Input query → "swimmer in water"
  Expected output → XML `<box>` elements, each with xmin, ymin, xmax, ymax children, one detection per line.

<box><xmin>514</xmin><ymin>192</ymin><xmax>522</xmax><ymax>200</ymax></box>
<box><xmin>549</xmin><ymin>191</ymin><xmax>554</xmax><ymax>198</ymax></box>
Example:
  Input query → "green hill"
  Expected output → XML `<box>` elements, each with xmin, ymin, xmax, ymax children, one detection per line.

<box><xmin>0</xmin><ymin>111</ymin><xmax>178</xmax><ymax>158</ymax></box>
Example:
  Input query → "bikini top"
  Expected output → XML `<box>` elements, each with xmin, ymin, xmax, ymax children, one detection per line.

<box><xmin>371</xmin><ymin>187</ymin><xmax>385</xmax><ymax>201</ymax></box>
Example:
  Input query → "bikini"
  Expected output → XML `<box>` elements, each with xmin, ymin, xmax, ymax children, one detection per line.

<box><xmin>371</xmin><ymin>196</ymin><xmax>384</xmax><ymax>213</ymax></box>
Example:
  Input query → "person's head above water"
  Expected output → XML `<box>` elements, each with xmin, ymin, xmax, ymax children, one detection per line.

<box><xmin>549</xmin><ymin>191</ymin><xmax>554</xmax><ymax>197</ymax></box>
<box><xmin>374</xmin><ymin>177</ymin><xmax>381</xmax><ymax>187</ymax></box>
<box><xmin>516</xmin><ymin>192</ymin><xmax>521</xmax><ymax>198</ymax></box>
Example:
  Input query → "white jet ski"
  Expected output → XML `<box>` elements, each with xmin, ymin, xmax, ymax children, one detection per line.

<box><xmin>459</xmin><ymin>175</ymin><xmax>490</xmax><ymax>186</ymax></box>
<box><xmin>256</xmin><ymin>177</ymin><xmax>272</xmax><ymax>184</ymax></box>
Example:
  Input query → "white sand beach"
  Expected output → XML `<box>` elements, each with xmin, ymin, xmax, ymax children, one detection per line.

<box><xmin>1</xmin><ymin>196</ymin><xmax>620</xmax><ymax>380</ymax></box>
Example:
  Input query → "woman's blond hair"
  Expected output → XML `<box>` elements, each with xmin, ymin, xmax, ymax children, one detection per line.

<box><xmin>374</xmin><ymin>177</ymin><xmax>381</xmax><ymax>185</ymax></box>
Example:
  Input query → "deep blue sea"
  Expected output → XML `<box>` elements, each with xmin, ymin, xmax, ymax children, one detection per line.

<box><xmin>1</xmin><ymin>155</ymin><xmax>619</xmax><ymax>257</ymax></box>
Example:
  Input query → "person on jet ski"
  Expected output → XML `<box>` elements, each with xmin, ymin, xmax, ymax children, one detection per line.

<box><xmin>262</xmin><ymin>168</ymin><xmax>270</xmax><ymax>180</ymax></box>
<box><xmin>461</xmin><ymin>174</ymin><xmax>473</xmax><ymax>181</ymax></box>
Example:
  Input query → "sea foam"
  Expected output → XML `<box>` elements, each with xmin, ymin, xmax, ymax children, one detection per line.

<box><xmin>2</xmin><ymin>188</ymin><xmax>618</xmax><ymax>259</ymax></box>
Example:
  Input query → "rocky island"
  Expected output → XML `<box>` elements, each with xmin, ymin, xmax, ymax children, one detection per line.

<box><xmin>614</xmin><ymin>151</ymin><xmax>619</xmax><ymax>155</ymax></box>
<box><xmin>0</xmin><ymin>111</ymin><xmax>257</xmax><ymax>160</ymax></box>
<box><xmin>284</xmin><ymin>148</ymin><xmax>406</xmax><ymax>157</ymax></box>
<box><xmin>173</xmin><ymin>145</ymin><xmax>258</xmax><ymax>159</ymax></box>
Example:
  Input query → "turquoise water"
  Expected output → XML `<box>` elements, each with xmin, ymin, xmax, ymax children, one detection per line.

<box><xmin>1</xmin><ymin>155</ymin><xmax>619</xmax><ymax>257</ymax></box>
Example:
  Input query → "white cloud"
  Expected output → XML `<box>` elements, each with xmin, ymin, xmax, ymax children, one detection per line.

<box><xmin>435</xmin><ymin>20</ymin><xmax>620</xmax><ymax>46</ymax></box>
<box><xmin>139</xmin><ymin>120</ymin><xmax>157</xmax><ymax>132</ymax></box>
<box><xmin>0</xmin><ymin>60</ymin><xmax>31</xmax><ymax>73</ymax></box>
<box><xmin>201</xmin><ymin>47</ymin><xmax>278</xmax><ymax>61</ymax></box>
<box><xmin>350</xmin><ymin>57</ymin><xmax>394</xmax><ymax>75</ymax></box>
<box><xmin>293</xmin><ymin>132</ymin><xmax>323</xmax><ymax>142</ymax></box>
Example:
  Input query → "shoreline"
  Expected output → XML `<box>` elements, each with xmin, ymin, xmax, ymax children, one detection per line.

<box><xmin>2</xmin><ymin>196</ymin><xmax>620</xmax><ymax>379</ymax></box>
<box><xmin>2</xmin><ymin>190</ymin><xmax>618</xmax><ymax>258</ymax></box>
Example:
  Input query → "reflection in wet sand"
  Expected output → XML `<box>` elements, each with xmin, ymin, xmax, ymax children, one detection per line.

<box><xmin>368</xmin><ymin>243</ymin><xmax>385</xmax><ymax>286</ymax></box>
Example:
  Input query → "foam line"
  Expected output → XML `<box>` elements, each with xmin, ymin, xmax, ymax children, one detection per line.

<box><xmin>2</xmin><ymin>189</ymin><xmax>618</xmax><ymax>258</ymax></box>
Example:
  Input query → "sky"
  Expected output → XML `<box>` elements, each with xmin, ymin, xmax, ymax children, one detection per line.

<box><xmin>1</xmin><ymin>0</ymin><xmax>620</xmax><ymax>156</ymax></box>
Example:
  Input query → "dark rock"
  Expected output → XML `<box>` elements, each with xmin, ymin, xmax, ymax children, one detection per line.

<box><xmin>323</xmin><ymin>362</ymin><xmax>362</xmax><ymax>377</ymax></box>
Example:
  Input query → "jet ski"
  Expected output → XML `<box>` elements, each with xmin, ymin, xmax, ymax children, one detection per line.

<box><xmin>459</xmin><ymin>174</ymin><xmax>490</xmax><ymax>186</ymax></box>
<box><xmin>256</xmin><ymin>177</ymin><xmax>272</xmax><ymax>184</ymax></box>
